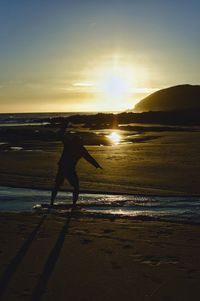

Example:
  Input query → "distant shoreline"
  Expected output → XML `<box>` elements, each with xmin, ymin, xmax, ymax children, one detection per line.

<box><xmin>1</xmin><ymin>110</ymin><xmax>200</xmax><ymax>126</ymax></box>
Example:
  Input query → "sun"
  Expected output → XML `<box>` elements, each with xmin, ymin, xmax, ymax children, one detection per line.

<box><xmin>95</xmin><ymin>61</ymin><xmax>136</xmax><ymax>110</ymax></box>
<box><xmin>102</xmin><ymin>74</ymin><xmax>130</xmax><ymax>99</ymax></box>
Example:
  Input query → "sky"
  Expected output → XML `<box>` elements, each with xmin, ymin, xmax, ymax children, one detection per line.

<box><xmin>0</xmin><ymin>0</ymin><xmax>200</xmax><ymax>113</ymax></box>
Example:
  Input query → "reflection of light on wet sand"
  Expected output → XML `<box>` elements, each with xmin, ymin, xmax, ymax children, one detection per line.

<box><xmin>10</xmin><ymin>146</ymin><xmax>23</xmax><ymax>151</ymax></box>
<box><xmin>107</xmin><ymin>131</ymin><xmax>121</xmax><ymax>144</ymax></box>
<box><xmin>88</xmin><ymin>208</ymin><xmax>149</xmax><ymax>218</ymax></box>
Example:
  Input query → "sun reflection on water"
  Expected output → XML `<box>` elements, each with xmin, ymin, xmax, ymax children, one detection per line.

<box><xmin>107</xmin><ymin>131</ymin><xmax>121</xmax><ymax>144</ymax></box>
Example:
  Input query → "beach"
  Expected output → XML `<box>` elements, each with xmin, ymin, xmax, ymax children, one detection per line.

<box><xmin>1</xmin><ymin>120</ymin><xmax>200</xmax><ymax>300</ymax></box>
<box><xmin>1</xmin><ymin>0</ymin><xmax>200</xmax><ymax>299</ymax></box>
<box><xmin>0</xmin><ymin>212</ymin><xmax>200</xmax><ymax>301</ymax></box>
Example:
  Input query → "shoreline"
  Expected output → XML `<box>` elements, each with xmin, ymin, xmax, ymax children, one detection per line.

<box><xmin>1</xmin><ymin>186</ymin><xmax>200</xmax><ymax>226</ymax></box>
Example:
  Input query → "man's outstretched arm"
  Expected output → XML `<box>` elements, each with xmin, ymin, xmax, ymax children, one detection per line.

<box><xmin>82</xmin><ymin>147</ymin><xmax>102</xmax><ymax>169</ymax></box>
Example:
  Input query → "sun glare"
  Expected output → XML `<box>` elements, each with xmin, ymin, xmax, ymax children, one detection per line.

<box><xmin>93</xmin><ymin>59</ymin><xmax>137</xmax><ymax>111</ymax></box>
<box><xmin>107</xmin><ymin>132</ymin><xmax>121</xmax><ymax>144</ymax></box>
<box><xmin>75</xmin><ymin>54</ymin><xmax>151</xmax><ymax>112</ymax></box>
<box><xmin>102</xmin><ymin>74</ymin><xmax>130</xmax><ymax>98</ymax></box>
<box><xmin>99</xmin><ymin>65</ymin><xmax>134</xmax><ymax>96</ymax></box>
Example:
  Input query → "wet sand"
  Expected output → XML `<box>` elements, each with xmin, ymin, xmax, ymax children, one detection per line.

<box><xmin>0</xmin><ymin>212</ymin><xmax>200</xmax><ymax>301</ymax></box>
<box><xmin>0</xmin><ymin>131</ymin><xmax>200</xmax><ymax>195</ymax></box>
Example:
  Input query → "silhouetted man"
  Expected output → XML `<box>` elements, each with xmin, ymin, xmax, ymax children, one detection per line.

<box><xmin>51</xmin><ymin>124</ymin><xmax>102</xmax><ymax>206</ymax></box>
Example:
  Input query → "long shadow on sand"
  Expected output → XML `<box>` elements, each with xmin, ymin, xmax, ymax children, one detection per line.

<box><xmin>31</xmin><ymin>209</ymin><xmax>75</xmax><ymax>301</ymax></box>
<box><xmin>0</xmin><ymin>213</ymin><xmax>48</xmax><ymax>298</ymax></box>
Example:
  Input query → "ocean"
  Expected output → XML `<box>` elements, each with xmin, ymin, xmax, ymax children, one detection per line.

<box><xmin>0</xmin><ymin>112</ymin><xmax>89</xmax><ymax>126</ymax></box>
<box><xmin>1</xmin><ymin>186</ymin><xmax>200</xmax><ymax>224</ymax></box>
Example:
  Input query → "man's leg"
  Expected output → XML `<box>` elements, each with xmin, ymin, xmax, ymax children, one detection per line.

<box><xmin>51</xmin><ymin>184</ymin><xmax>59</xmax><ymax>206</ymax></box>
<box><xmin>72</xmin><ymin>183</ymin><xmax>79</xmax><ymax>207</ymax></box>
<box><xmin>67</xmin><ymin>170</ymin><xmax>79</xmax><ymax>207</ymax></box>
<box><xmin>51</xmin><ymin>168</ymin><xmax>64</xmax><ymax>206</ymax></box>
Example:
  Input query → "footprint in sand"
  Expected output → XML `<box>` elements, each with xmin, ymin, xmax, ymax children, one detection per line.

<box><xmin>111</xmin><ymin>261</ymin><xmax>121</xmax><ymax>269</ymax></box>
<box><xmin>101</xmin><ymin>248</ymin><xmax>113</xmax><ymax>255</ymax></box>
<box><xmin>130</xmin><ymin>254</ymin><xmax>179</xmax><ymax>266</ymax></box>
<box><xmin>81</xmin><ymin>238</ymin><xmax>93</xmax><ymax>244</ymax></box>
<box><xmin>74</xmin><ymin>230</ymin><xmax>89</xmax><ymax>235</ymax></box>
<box><xmin>103</xmin><ymin>229</ymin><xmax>115</xmax><ymax>234</ymax></box>
<box><xmin>123</xmin><ymin>244</ymin><xmax>132</xmax><ymax>249</ymax></box>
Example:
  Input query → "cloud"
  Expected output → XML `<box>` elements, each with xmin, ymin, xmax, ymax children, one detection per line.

<box><xmin>72</xmin><ymin>82</ymin><xmax>94</xmax><ymax>87</ymax></box>
<box><xmin>62</xmin><ymin>82</ymin><xmax>96</xmax><ymax>94</ymax></box>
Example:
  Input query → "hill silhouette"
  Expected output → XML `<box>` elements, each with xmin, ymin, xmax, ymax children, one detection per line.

<box><xmin>133</xmin><ymin>84</ymin><xmax>200</xmax><ymax>112</ymax></box>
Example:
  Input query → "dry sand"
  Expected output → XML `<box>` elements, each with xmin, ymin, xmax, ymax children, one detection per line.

<box><xmin>0</xmin><ymin>212</ymin><xmax>200</xmax><ymax>301</ymax></box>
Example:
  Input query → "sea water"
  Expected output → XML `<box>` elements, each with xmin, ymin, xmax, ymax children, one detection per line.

<box><xmin>0</xmin><ymin>112</ymin><xmax>105</xmax><ymax>126</ymax></box>
<box><xmin>0</xmin><ymin>186</ymin><xmax>200</xmax><ymax>224</ymax></box>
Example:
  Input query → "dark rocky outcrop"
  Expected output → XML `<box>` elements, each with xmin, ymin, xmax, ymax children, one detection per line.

<box><xmin>134</xmin><ymin>84</ymin><xmax>200</xmax><ymax>112</ymax></box>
